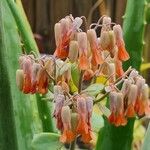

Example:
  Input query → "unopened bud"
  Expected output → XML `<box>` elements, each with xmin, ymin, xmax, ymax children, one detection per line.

<box><xmin>16</xmin><ymin>69</ymin><xmax>24</xmax><ymax>90</ymax></box>
<box><xmin>77</xmin><ymin>32</ymin><xmax>88</xmax><ymax>53</ymax></box>
<box><xmin>129</xmin><ymin>70</ymin><xmax>139</xmax><ymax>79</ymax></box>
<box><xmin>113</xmin><ymin>25</ymin><xmax>123</xmax><ymax>40</ymax></box>
<box><xmin>83</xmin><ymin>69</ymin><xmax>94</xmax><ymax>81</ymax></box>
<box><xmin>71</xmin><ymin>113</ymin><xmax>78</xmax><ymax>132</ymax></box>
<box><xmin>101</xmin><ymin>16</ymin><xmax>111</xmax><ymax>32</ymax></box>
<box><xmin>141</xmin><ymin>84</ymin><xmax>149</xmax><ymax>102</ymax></box>
<box><xmin>31</xmin><ymin>63</ymin><xmax>41</xmax><ymax>82</ymax></box>
<box><xmin>54</xmin><ymin>94</ymin><xmax>65</xmax><ymax>116</ymax></box>
<box><xmin>68</xmin><ymin>41</ymin><xmax>79</xmax><ymax>63</ymax></box>
<box><xmin>87</xmin><ymin>29</ymin><xmax>97</xmax><ymax>46</ymax></box>
<box><xmin>77</xmin><ymin>96</ymin><xmax>86</xmax><ymax>115</ymax></box>
<box><xmin>135</xmin><ymin>77</ymin><xmax>145</xmax><ymax>93</ymax></box>
<box><xmin>128</xmin><ymin>84</ymin><xmax>138</xmax><ymax>105</ymax></box>
<box><xmin>61</xmin><ymin>106</ymin><xmax>71</xmax><ymax>128</ymax></box>
<box><xmin>99</xmin><ymin>31</ymin><xmax>110</xmax><ymax>50</ymax></box>
<box><xmin>108</xmin><ymin>31</ymin><xmax>116</xmax><ymax>50</ymax></box>
<box><xmin>54</xmin><ymin>23</ymin><xmax>61</xmax><ymax>46</ymax></box>
<box><xmin>44</xmin><ymin>58</ymin><xmax>54</xmax><ymax>76</ymax></box>
<box><xmin>109</xmin><ymin>91</ymin><xmax>118</xmax><ymax>112</ymax></box>
<box><xmin>60</xmin><ymin>18</ymin><xmax>70</xmax><ymax>36</ymax></box>
<box><xmin>108</xmin><ymin>63</ymin><xmax>116</xmax><ymax>82</ymax></box>
<box><xmin>116</xmin><ymin>92</ymin><xmax>124</xmax><ymax>114</ymax></box>
<box><xmin>121</xmin><ymin>79</ymin><xmax>132</xmax><ymax>97</ymax></box>
<box><xmin>61</xmin><ymin>81</ymin><xmax>70</xmax><ymax>93</ymax></box>
<box><xmin>86</xmin><ymin>96</ymin><xmax>93</xmax><ymax>117</ymax></box>
<box><xmin>54</xmin><ymin>85</ymin><xmax>63</xmax><ymax>96</ymax></box>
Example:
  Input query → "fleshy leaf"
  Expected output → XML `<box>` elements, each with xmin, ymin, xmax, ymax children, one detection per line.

<box><xmin>141</xmin><ymin>123</ymin><xmax>150</xmax><ymax>150</ymax></box>
<box><xmin>82</xmin><ymin>83</ymin><xmax>104</xmax><ymax>96</ymax></box>
<box><xmin>31</xmin><ymin>133</ymin><xmax>61</xmax><ymax>150</ymax></box>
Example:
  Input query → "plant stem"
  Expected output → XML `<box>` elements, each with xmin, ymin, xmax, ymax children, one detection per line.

<box><xmin>94</xmin><ymin>92</ymin><xmax>109</xmax><ymax>104</ymax></box>
<box><xmin>78</xmin><ymin>70</ymin><xmax>84</xmax><ymax>93</ymax></box>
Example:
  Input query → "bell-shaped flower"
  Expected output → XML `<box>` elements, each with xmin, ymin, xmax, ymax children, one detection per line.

<box><xmin>113</xmin><ymin>25</ymin><xmax>129</xmax><ymax>61</ymax></box>
<box><xmin>77</xmin><ymin>32</ymin><xmax>89</xmax><ymax>70</ymax></box>
<box><xmin>87</xmin><ymin>29</ymin><xmax>103</xmax><ymax>67</ymax></box>
<box><xmin>60</xmin><ymin>106</ymin><xmax>74</xmax><ymax>143</ymax></box>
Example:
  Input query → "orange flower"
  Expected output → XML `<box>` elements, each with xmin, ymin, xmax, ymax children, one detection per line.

<box><xmin>53</xmin><ymin>87</ymin><xmax>65</xmax><ymax>130</ymax></box>
<box><xmin>37</xmin><ymin>68</ymin><xmax>49</xmax><ymax>94</ymax></box>
<box><xmin>76</xmin><ymin>96</ymin><xmax>92</xmax><ymax>143</ymax></box>
<box><xmin>83</xmin><ymin>69</ymin><xmax>94</xmax><ymax>81</ymax></box>
<box><xmin>30</xmin><ymin>63</ymin><xmax>41</xmax><ymax>94</ymax></box>
<box><xmin>113</xmin><ymin>25</ymin><xmax>129</xmax><ymax>61</ymax></box>
<box><xmin>60</xmin><ymin>106</ymin><xmax>74</xmax><ymax>143</ymax></box>
<box><xmin>109</xmin><ymin>92</ymin><xmax>127</xmax><ymax>126</ymax></box>
<box><xmin>87</xmin><ymin>29</ymin><xmax>103</xmax><ymax>67</ymax></box>
<box><xmin>21</xmin><ymin>56</ymin><xmax>32</xmax><ymax>94</ymax></box>
<box><xmin>54</xmin><ymin>19</ymin><xmax>72</xmax><ymax>59</ymax></box>
<box><xmin>126</xmin><ymin>84</ymin><xmax>138</xmax><ymax>117</ymax></box>
<box><xmin>115</xmin><ymin>59</ymin><xmax>124</xmax><ymax>77</ymax></box>
<box><xmin>77</xmin><ymin>32</ymin><xmax>89</xmax><ymax>70</ymax></box>
<box><xmin>135</xmin><ymin>84</ymin><xmax>149</xmax><ymax>116</ymax></box>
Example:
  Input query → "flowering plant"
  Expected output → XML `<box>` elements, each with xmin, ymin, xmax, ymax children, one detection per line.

<box><xmin>16</xmin><ymin>15</ymin><xmax>150</xmax><ymax>148</ymax></box>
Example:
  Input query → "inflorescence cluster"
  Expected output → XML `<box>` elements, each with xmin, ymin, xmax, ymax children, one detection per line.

<box><xmin>16</xmin><ymin>15</ymin><xmax>150</xmax><ymax>144</ymax></box>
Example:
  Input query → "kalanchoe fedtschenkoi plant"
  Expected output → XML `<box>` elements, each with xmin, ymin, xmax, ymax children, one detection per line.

<box><xmin>16</xmin><ymin>15</ymin><xmax>150</xmax><ymax>145</ymax></box>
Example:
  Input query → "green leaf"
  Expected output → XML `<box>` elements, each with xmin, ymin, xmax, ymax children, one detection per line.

<box><xmin>6</xmin><ymin>0</ymin><xmax>38</xmax><ymax>53</ymax></box>
<box><xmin>31</xmin><ymin>133</ymin><xmax>61</xmax><ymax>150</ymax></box>
<box><xmin>7</xmin><ymin>0</ymin><xmax>55</xmax><ymax>133</ymax></box>
<box><xmin>82</xmin><ymin>83</ymin><xmax>104</xmax><ymax>96</ymax></box>
<box><xmin>92</xmin><ymin>112</ymin><xmax>104</xmax><ymax>133</ymax></box>
<box><xmin>141</xmin><ymin>123</ymin><xmax>150</xmax><ymax>150</ymax></box>
<box><xmin>71</xmin><ymin>63</ymin><xmax>80</xmax><ymax>87</ymax></box>
<box><xmin>0</xmin><ymin>0</ymin><xmax>42</xmax><ymax>150</ymax></box>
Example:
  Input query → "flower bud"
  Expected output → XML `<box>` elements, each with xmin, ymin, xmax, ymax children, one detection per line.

<box><xmin>87</xmin><ymin>29</ymin><xmax>97</xmax><ymax>46</ymax></box>
<box><xmin>141</xmin><ymin>84</ymin><xmax>149</xmax><ymax>102</ymax></box>
<box><xmin>129</xmin><ymin>70</ymin><xmax>139</xmax><ymax>79</ymax></box>
<box><xmin>108</xmin><ymin>63</ymin><xmax>116</xmax><ymax>82</ymax></box>
<box><xmin>37</xmin><ymin>68</ymin><xmax>49</xmax><ymax>94</ymax></box>
<box><xmin>86</xmin><ymin>96</ymin><xmax>93</xmax><ymax>117</ymax></box>
<box><xmin>121</xmin><ymin>79</ymin><xmax>132</xmax><ymax>97</ymax></box>
<box><xmin>99</xmin><ymin>31</ymin><xmax>110</xmax><ymax>50</ymax></box>
<box><xmin>77</xmin><ymin>96</ymin><xmax>87</xmax><ymax>115</ymax></box>
<box><xmin>71</xmin><ymin>113</ymin><xmax>78</xmax><ymax>132</ymax></box>
<box><xmin>77</xmin><ymin>32</ymin><xmax>88</xmax><ymax>52</ymax></box>
<box><xmin>31</xmin><ymin>63</ymin><xmax>41</xmax><ymax>93</ymax></box>
<box><xmin>54</xmin><ymin>94</ymin><xmax>65</xmax><ymax>116</ymax></box>
<box><xmin>61</xmin><ymin>106</ymin><xmax>71</xmax><ymax>128</ymax></box>
<box><xmin>108</xmin><ymin>31</ymin><xmax>116</xmax><ymax>51</ymax></box>
<box><xmin>54</xmin><ymin>23</ymin><xmax>61</xmax><ymax>46</ymax></box>
<box><xmin>16</xmin><ymin>69</ymin><xmax>24</xmax><ymax>90</ymax></box>
<box><xmin>113</xmin><ymin>25</ymin><xmax>123</xmax><ymax>40</ymax></box>
<box><xmin>135</xmin><ymin>76</ymin><xmax>145</xmax><ymax>93</ymax></box>
<box><xmin>77</xmin><ymin>32</ymin><xmax>89</xmax><ymax>70</ymax></box>
<box><xmin>60</xmin><ymin>18</ymin><xmax>70</xmax><ymax>36</ymax></box>
<box><xmin>54</xmin><ymin>85</ymin><xmax>63</xmax><ymax>98</ymax></box>
<box><xmin>109</xmin><ymin>91</ymin><xmax>118</xmax><ymax>112</ymax></box>
<box><xmin>116</xmin><ymin>92</ymin><xmax>124</xmax><ymax>114</ymax></box>
<box><xmin>68</xmin><ymin>41</ymin><xmax>79</xmax><ymax>63</ymax></box>
<box><xmin>128</xmin><ymin>84</ymin><xmax>138</xmax><ymax>105</ymax></box>
<box><xmin>44</xmin><ymin>58</ymin><xmax>54</xmax><ymax>76</ymax></box>
<box><xmin>101</xmin><ymin>16</ymin><xmax>111</xmax><ymax>32</ymax></box>
<box><xmin>83</xmin><ymin>69</ymin><xmax>94</xmax><ymax>81</ymax></box>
